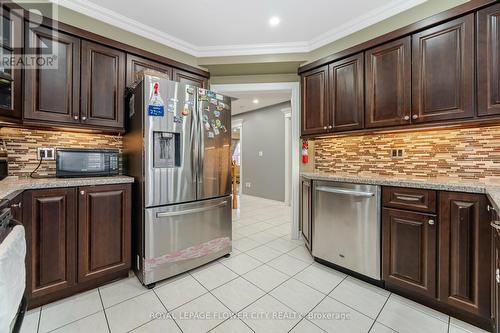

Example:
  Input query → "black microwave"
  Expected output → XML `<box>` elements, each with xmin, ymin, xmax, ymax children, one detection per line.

<box><xmin>56</xmin><ymin>148</ymin><xmax>119</xmax><ymax>178</ymax></box>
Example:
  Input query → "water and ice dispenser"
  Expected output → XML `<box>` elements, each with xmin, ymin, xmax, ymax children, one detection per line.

<box><xmin>153</xmin><ymin>131</ymin><xmax>180</xmax><ymax>168</ymax></box>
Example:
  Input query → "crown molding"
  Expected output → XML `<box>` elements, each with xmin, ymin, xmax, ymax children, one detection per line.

<box><xmin>309</xmin><ymin>0</ymin><xmax>427</xmax><ymax>50</ymax></box>
<box><xmin>52</xmin><ymin>0</ymin><xmax>427</xmax><ymax>57</ymax></box>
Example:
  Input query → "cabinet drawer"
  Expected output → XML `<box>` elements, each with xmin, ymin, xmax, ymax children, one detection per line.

<box><xmin>383</xmin><ymin>187</ymin><xmax>436</xmax><ymax>213</ymax></box>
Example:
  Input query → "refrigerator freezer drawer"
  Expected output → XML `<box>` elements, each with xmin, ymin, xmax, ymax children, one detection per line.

<box><xmin>142</xmin><ymin>196</ymin><xmax>231</xmax><ymax>284</ymax></box>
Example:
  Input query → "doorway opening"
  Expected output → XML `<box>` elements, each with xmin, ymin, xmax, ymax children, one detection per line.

<box><xmin>212</xmin><ymin>82</ymin><xmax>300</xmax><ymax>240</ymax></box>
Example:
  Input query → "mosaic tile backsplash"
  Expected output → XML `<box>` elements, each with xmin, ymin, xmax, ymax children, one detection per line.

<box><xmin>313</xmin><ymin>125</ymin><xmax>500</xmax><ymax>180</ymax></box>
<box><xmin>0</xmin><ymin>127</ymin><xmax>123</xmax><ymax>177</ymax></box>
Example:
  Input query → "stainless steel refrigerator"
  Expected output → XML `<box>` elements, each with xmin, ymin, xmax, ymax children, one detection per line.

<box><xmin>124</xmin><ymin>74</ymin><xmax>232</xmax><ymax>287</ymax></box>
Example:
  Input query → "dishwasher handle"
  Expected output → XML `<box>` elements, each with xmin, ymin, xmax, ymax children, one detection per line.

<box><xmin>315</xmin><ymin>186</ymin><xmax>375</xmax><ymax>198</ymax></box>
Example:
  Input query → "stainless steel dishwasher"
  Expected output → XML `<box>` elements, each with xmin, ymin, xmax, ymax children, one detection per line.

<box><xmin>312</xmin><ymin>181</ymin><xmax>381</xmax><ymax>280</ymax></box>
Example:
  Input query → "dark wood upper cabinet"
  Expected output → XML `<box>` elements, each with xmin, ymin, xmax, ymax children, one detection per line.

<box><xmin>439</xmin><ymin>192</ymin><xmax>491</xmax><ymax>319</ymax></box>
<box><xmin>412</xmin><ymin>14</ymin><xmax>475</xmax><ymax>123</ymax></box>
<box><xmin>77</xmin><ymin>184</ymin><xmax>131</xmax><ymax>283</ymax></box>
<box><xmin>382</xmin><ymin>208</ymin><xmax>437</xmax><ymax>299</ymax></box>
<box><xmin>23</xmin><ymin>188</ymin><xmax>77</xmax><ymax>301</ymax></box>
<box><xmin>81</xmin><ymin>40</ymin><xmax>125</xmax><ymax>129</ymax></box>
<box><xmin>477</xmin><ymin>3</ymin><xmax>500</xmax><ymax>117</ymax></box>
<box><xmin>172</xmin><ymin>68</ymin><xmax>207</xmax><ymax>88</ymax></box>
<box><xmin>329</xmin><ymin>53</ymin><xmax>364</xmax><ymax>131</ymax></box>
<box><xmin>126</xmin><ymin>54</ymin><xmax>172</xmax><ymax>86</ymax></box>
<box><xmin>0</xmin><ymin>6</ymin><xmax>23</xmax><ymax>121</ymax></box>
<box><xmin>301</xmin><ymin>66</ymin><xmax>329</xmax><ymax>135</ymax></box>
<box><xmin>365</xmin><ymin>37</ymin><xmax>411</xmax><ymax>128</ymax></box>
<box><xmin>24</xmin><ymin>26</ymin><xmax>80</xmax><ymax>125</ymax></box>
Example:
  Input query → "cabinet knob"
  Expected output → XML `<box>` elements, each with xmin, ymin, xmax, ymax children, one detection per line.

<box><xmin>403</xmin><ymin>115</ymin><xmax>410</xmax><ymax>121</ymax></box>
<box><xmin>328</xmin><ymin>125</ymin><xmax>333</xmax><ymax>129</ymax></box>
<box><xmin>80</xmin><ymin>190</ymin><xmax>85</xmax><ymax>195</ymax></box>
<box><xmin>412</xmin><ymin>114</ymin><xmax>418</xmax><ymax>120</ymax></box>
<box><xmin>73</xmin><ymin>115</ymin><xmax>79</xmax><ymax>120</ymax></box>
<box><xmin>81</xmin><ymin>116</ymin><xmax>87</xmax><ymax>121</ymax></box>
<box><xmin>323</xmin><ymin>126</ymin><xmax>327</xmax><ymax>130</ymax></box>
<box><xmin>11</xmin><ymin>202</ymin><xmax>21</xmax><ymax>209</ymax></box>
<box><xmin>488</xmin><ymin>205</ymin><xmax>495</xmax><ymax>212</ymax></box>
<box><xmin>428</xmin><ymin>219</ymin><xmax>435</xmax><ymax>225</ymax></box>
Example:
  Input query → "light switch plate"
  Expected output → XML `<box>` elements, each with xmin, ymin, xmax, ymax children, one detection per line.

<box><xmin>258</xmin><ymin>151</ymin><xmax>263</xmax><ymax>157</ymax></box>
<box><xmin>245</xmin><ymin>182</ymin><xmax>251</xmax><ymax>188</ymax></box>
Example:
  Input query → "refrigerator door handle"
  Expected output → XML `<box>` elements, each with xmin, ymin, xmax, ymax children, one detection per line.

<box><xmin>156</xmin><ymin>201</ymin><xmax>228</xmax><ymax>218</ymax></box>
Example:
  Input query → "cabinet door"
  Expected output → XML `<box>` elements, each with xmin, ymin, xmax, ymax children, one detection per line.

<box><xmin>300</xmin><ymin>179</ymin><xmax>312</xmax><ymax>251</ymax></box>
<box><xmin>23</xmin><ymin>188</ymin><xmax>77</xmax><ymax>300</ymax></box>
<box><xmin>412</xmin><ymin>14</ymin><xmax>474</xmax><ymax>123</ymax></box>
<box><xmin>10</xmin><ymin>193</ymin><xmax>22</xmax><ymax>222</ymax></box>
<box><xmin>81</xmin><ymin>41</ymin><xmax>125</xmax><ymax>129</ymax></box>
<box><xmin>301</xmin><ymin>66</ymin><xmax>329</xmax><ymax>135</ymax></box>
<box><xmin>77</xmin><ymin>184</ymin><xmax>131</xmax><ymax>283</ymax></box>
<box><xmin>329</xmin><ymin>53</ymin><xmax>364</xmax><ymax>131</ymax></box>
<box><xmin>365</xmin><ymin>37</ymin><xmax>411</xmax><ymax>128</ymax></box>
<box><xmin>382</xmin><ymin>208</ymin><xmax>437</xmax><ymax>298</ymax></box>
<box><xmin>493</xmin><ymin>223</ymin><xmax>500</xmax><ymax>333</ymax></box>
<box><xmin>439</xmin><ymin>192</ymin><xmax>490</xmax><ymax>318</ymax></box>
<box><xmin>126</xmin><ymin>54</ymin><xmax>172</xmax><ymax>86</ymax></box>
<box><xmin>0</xmin><ymin>6</ymin><xmax>22</xmax><ymax>121</ymax></box>
<box><xmin>477</xmin><ymin>3</ymin><xmax>500</xmax><ymax>116</ymax></box>
<box><xmin>172</xmin><ymin>68</ymin><xmax>207</xmax><ymax>88</ymax></box>
<box><xmin>24</xmin><ymin>26</ymin><xmax>80</xmax><ymax>124</ymax></box>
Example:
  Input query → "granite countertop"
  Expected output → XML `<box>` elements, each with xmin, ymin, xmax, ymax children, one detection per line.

<box><xmin>0</xmin><ymin>175</ymin><xmax>135</xmax><ymax>201</ymax></box>
<box><xmin>301</xmin><ymin>172</ymin><xmax>500</xmax><ymax>211</ymax></box>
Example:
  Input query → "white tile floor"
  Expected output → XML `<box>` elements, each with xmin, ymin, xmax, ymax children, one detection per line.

<box><xmin>20</xmin><ymin>195</ymin><xmax>489</xmax><ymax>333</ymax></box>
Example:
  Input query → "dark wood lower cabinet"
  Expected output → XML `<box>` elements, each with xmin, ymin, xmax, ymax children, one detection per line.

<box><xmin>493</xmin><ymin>224</ymin><xmax>500</xmax><ymax>333</ymax></box>
<box><xmin>22</xmin><ymin>184</ymin><xmax>131</xmax><ymax>308</ymax></box>
<box><xmin>78</xmin><ymin>185</ymin><xmax>131</xmax><ymax>283</ymax></box>
<box><xmin>382</xmin><ymin>188</ymin><xmax>492</xmax><ymax>330</ymax></box>
<box><xmin>23</xmin><ymin>188</ymin><xmax>77</xmax><ymax>300</ymax></box>
<box><xmin>300</xmin><ymin>178</ymin><xmax>312</xmax><ymax>251</ymax></box>
<box><xmin>439</xmin><ymin>192</ymin><xmax>491</xmax><ymax>318</ymax></box>
<box><xmin>382</xmin><ymin>208</ymin><xmax>437</xmax><ymax>298</ymax></box>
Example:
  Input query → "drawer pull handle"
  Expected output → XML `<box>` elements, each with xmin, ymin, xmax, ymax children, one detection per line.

<box><xmin>428</xmin><ymin>219</ymin><xmax>435</xmax><ymax>225</ymax></box>
<box><xmin>395</xmin><ymin>195</ymin><xmax>420</xmax><ymax>202</ymax></box>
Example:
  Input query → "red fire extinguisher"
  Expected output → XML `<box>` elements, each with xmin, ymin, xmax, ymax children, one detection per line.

<box><xmin>302</xmin><ymin>140</ymin><xmax>309</xmax><ymax>164</ymax></box>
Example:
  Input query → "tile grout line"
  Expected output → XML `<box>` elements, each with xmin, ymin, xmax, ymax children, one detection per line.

<box><xmin>366</xmin><ymin>291</ymin><xmax>392</xmax><ymax>332</ymax></box>
<box><xmin>97</xmin><ymin>288</ymin><xmax>112</xmax><ymax>333</ymax></box>
<box><xmin>151</xmin><ymin>287</ymin><xmax>185</xmax><ymax>333</ymax></box>
<box><xmin>36</xmin><ymin>306</ymin><xmax>42</xmax><ymax>333</ymax></box>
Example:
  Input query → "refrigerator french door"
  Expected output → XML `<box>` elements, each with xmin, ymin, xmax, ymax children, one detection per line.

<box><xmin>197</xmin><ymin>89</ymin><xmax>232</xmax><ymax>200</ymax></box>
<box><xmin>125</xmin><ymin>75</ymin><xmax>232</xmax><ymax>286</ymax></box>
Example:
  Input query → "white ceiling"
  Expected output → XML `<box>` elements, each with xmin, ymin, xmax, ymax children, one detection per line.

<box><xmin>55</xmin><ymin>0</ymin><xmax>426</xmax><ymax>57</ymax></box>
<box><xmin>228</xmin><ymin>90</ymin><xmax>291</xmax><ymax>115</ymax></box>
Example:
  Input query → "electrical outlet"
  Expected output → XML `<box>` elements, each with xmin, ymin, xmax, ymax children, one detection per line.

<box><xmin>390</xmin><ymin>149</ymin><xmax>404</xmax><ymax>158</ymax></box>
<box><xmin>245</xmin><ymin>182</ymin><xmax>251</xmax><ymax>188</ymax></box>
<box><xmin>37</xmin><ymin>147</ymin><xmax>55</xmax><ymax>160</ymax></box>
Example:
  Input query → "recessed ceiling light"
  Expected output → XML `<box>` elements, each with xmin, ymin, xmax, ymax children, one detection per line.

<box><xmin>253</xmin><ymin>99</ymin><xmax>259</xmax><ymax>104</ymax></box>
<box><xmin>269</xmin><ymin>16</ymin><xmax>280</xmax><ymax>27</ymax></box>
